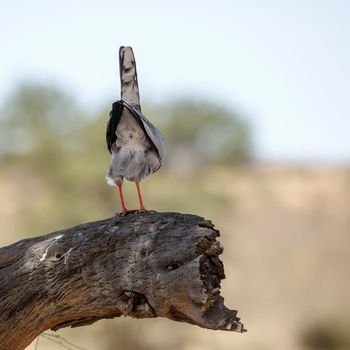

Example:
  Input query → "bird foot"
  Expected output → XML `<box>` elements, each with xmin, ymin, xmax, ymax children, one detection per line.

<box><xmin>115</xmin><ymin>209</ymin><xmax>139</xmax><ymax>216</ymax></box>
<box><xmin>114</xmin><ymin>209</ymin><xmax>157</xmax><ymax>216</ymax></box>
<box><xmin>138</xmin><ymin>209</ymin><xmax>157</xmax><ymax>214</ymax></box>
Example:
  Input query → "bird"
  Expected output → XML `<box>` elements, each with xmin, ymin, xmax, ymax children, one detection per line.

<box><xmin>106</xmin><ymin>46</ymin><xmax>165</xmax><ymax>214</ymax></box>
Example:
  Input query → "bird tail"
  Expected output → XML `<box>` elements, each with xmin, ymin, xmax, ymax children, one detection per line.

<box><xmin>119</xmin><ymin>46</ymin><xmax>141</xmax><ymax>110</ymax></box>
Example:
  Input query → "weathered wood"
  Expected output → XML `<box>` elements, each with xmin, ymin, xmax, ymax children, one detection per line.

<box><xmin>0</xmin><ymin>212</ymin><xmax>245</xmax><ymax>350</ymax></box>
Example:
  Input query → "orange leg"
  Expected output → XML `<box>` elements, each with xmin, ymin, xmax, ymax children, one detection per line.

<box><xmin>135</xmin><ymin>181</ymin><xmax>147</xmax><ymax>211</ymax></box>
<box><xmin>117</xmin><ymin>180</ymin><xmax>128</xmax><ymax>214</ymax></box>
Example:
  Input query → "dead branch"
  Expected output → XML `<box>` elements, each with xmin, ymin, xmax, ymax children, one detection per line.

<box><xmin>0</xmin><ymin>212</ymin><xmax>245</xmax><ymax>350</ymax></box>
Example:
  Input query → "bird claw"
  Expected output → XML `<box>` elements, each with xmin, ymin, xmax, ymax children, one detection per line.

<box><xmin>115</xmin><ymin>209</ymin><xmax>157</xmax><ymax>216</ymax></box>
<box><xmin>138</xmin><ymin>209</ymin><xmax>157</xmax><ymax>214</ymax></box>
<box><xmin>115</xmin><ymin>209</ymin><xmax>138</xmax><ymax>216</ymax></box>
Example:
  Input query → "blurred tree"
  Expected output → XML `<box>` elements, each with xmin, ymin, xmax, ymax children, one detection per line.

<box><xmin>145</xmin><ymin>99</ymin><xmax>252</xmax><ymax>167</ymax></box>
<box><xmin>0</xmin><ymin>84</ymin><xmax>252</xmax><ymax>167</ymax></box>
<box><xmin>0</xmin><ymin>83</ymin><xmax>82</xmax><ymax>157</ymax></box>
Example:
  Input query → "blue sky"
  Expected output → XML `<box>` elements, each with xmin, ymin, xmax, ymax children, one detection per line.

<box><xmin>1</xmin><ymin>0</ymin><xmax>349</xmax><ymax>163</ymax></box>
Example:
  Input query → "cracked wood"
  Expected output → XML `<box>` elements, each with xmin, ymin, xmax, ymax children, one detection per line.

<box><xmin>0</xmin><ymin>212</ymin><xmax>245</xmax><ymax>350</ymax></box>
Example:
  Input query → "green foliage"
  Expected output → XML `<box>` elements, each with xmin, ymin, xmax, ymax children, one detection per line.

<box><xmin>145</xmin><ymin>99</ymin><xmax>252</xmax><ymax>165</ymax></box>
<box><xmin>0</xmin><ymin>83</ymin><xmax>82</xmax><ymax>155</ymax></box>
<box><xmin>0</xmin><ymin>84</ymin><xmax>252</xmax><ymax>165</ymax></box>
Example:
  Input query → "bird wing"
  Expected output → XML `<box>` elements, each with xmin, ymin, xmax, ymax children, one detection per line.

<box><xmin>122</xmin><ymin>101</ymin><xmax>165</xmax><ymax>161</ymax></box>
<box><xmin>119</xmin><ymin>46</ymin><xmax>141</xmax><ymax>110</ymax></box>
<box><xmin>106</xmin><ymin>100</ymin><xmax>165</xmax><ymax>161</ymax></box>
<box><xmin>106</xmin><ymin>101</ymin><xmax>123</xmax><ymax>154</ymax></box>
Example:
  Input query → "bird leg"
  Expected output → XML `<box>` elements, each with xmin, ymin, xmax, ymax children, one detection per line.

<box><xmin>135</xmin><ymin>181</ymin><xmax>148</xmax><ymax>212</ymax></box>
<box><xmin>116</xmin><ymin>180</ymin><xmax>130</xmax><ymax>215</ymax></box>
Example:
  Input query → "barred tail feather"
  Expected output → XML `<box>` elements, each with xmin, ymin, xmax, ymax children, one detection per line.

<box><xmin>119</xmin><ymin>46</ymin><xmax>141</xmax><ymax>110</ymax></box>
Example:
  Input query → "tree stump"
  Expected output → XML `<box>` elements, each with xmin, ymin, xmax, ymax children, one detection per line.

<box><xmin>0</xmin><ymin>212</ymin><xmax>245</xmax><ymax>350</ymax></box>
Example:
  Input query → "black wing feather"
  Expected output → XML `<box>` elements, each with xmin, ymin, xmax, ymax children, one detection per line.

<box><xmin>106</xmin><ymin>101</ymin><xmax>124</xmax><ymax>154</ymax></box>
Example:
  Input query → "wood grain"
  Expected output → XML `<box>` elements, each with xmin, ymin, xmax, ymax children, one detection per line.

<box><xmin>0</xmin><ymin>212</ymin><xmax>245</xmax><ymax>350</ymax></box>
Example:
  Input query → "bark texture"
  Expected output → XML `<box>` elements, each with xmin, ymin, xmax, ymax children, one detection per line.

<box><xmin>0</xmin><ymin>212</ymin><xmax>245</xmax><ymax>350</ymax></box>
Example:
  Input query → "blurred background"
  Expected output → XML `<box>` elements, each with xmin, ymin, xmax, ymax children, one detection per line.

<box><xmin>1</xmin><ymin>1</ymin><xmax>350</xmax><ymax>349</ymax></box>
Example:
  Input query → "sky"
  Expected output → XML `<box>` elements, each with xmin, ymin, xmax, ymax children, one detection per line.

<box><xmin>1</xmin><ymin>0</ymin><xmax>349</xmax><ymax>163</ymax></box>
